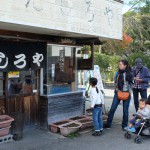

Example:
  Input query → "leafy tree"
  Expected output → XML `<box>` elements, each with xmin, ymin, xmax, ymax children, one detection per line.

<box><xmin>127</xmin><ymin>53</ymin><xmax>150</xmax><ymax>69</ymax></box>
<box><xmin>124</xmin><ymin>14</ymin><xmax>150</xmax><ymax>54</ymax></box>
<box><xmin>94</xmin><ymin>53</ymin><xmax>110</xmax><ymax>71</ymax></box>
<box><xmin>125</xmin><ymin>0</ymin><xmax>150</xmax><ymax>14</ymax></box>
<box><xmin>94</xmin><ymin>53</ymin><xmax>122</xmax><ymax>81</ymax></box>
<box><xmin>101</xmin><ymin>0</ymin><xmax>150</xmax><ymax>56</ymax></box>
<box><xmin>101</xmin><ymin>33</ymin><xmax>133</xmax><ymax>56</ymax></box>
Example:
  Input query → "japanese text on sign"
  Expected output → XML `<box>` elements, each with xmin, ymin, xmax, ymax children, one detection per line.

<box><xmin>0</xmin><ymin>52</ymin><xmax>44</xmax><ymax>69</ymax></box>
<box><xmin>59</xmin><ymin>50</ymin><xmax>65</xmax><ymax>72</ymax></box>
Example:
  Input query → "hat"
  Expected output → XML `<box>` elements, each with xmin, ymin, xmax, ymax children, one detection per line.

<box><xmin>135</xmin><ymin>58</ymin><xmax>143</xmax><ymax>69</ymax></box>
<box><xmin>135</xmin><ymin>58</ymin><xmax>142</xmax><ymax>63</ymax></box>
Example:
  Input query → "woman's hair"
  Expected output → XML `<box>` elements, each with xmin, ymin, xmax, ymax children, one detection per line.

<box><xmin>89</xmin><ymin>77</ymin><xmax>99</xmax><ymax>93</ymax></box>
<box><xmin>120</xmin><ymin>60</ymin><xmax>131</xmax><ymax>71</ymax></box>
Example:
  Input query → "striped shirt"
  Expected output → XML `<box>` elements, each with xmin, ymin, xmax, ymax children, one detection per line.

<box><xmin>134</xmin><ymin>69</ymin><xmax>142</xmax><ymax>89</ymax></box>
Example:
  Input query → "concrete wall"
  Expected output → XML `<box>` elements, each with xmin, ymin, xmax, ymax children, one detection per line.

<box><xmin>0</xmin><ymin>0</ymin><xmax>123</xmax><ymax>40</ymax></box>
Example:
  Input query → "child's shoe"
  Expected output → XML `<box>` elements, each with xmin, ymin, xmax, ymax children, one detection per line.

<box><xmin>129</xmin><ymin>127</ymin><xmax>136</xmax><ymax>133</ymax></box>
<box><xmin>124</xmin><ymin>126</ymin><xmax>130</xmax><ymax>131</ymax></box>
<box><xmin>92</xmin><ymin>131</ymin><xmax>101</xmax><ymax>136</ymax></box>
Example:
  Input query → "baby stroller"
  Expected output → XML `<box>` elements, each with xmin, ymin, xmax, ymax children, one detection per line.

<box><xmin>124</xmin><ymin>113</ymin><xmax>150</xmax><ymax>144</ymax></box>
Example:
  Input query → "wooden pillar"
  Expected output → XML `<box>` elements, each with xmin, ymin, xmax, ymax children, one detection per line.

<box><xmin>37</xmin><ymin>69</ymin><xmax>40</xmax><ymax>96</ymax></box>
<box><xmin>37</xmin><ymin>68</ymin><xmax>40</xmax><ymax>124</ymax></box>
<box><xmin>90</xmin><ymin>41</ymin><xmax>94</xmax><ymax>70</ymax></box>
<box><xmin>4</xmin><ymin>72</ymin><xmax>8</xmax><ymax>114</ymax></box>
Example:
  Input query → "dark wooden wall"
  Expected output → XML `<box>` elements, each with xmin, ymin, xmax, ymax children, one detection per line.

<box><xmin>5</xmin><ymin>94</ymin><xmax>39</xmax><ymax>130</ymax></box>
<box><xmin>0</xmin><ymin>97</ymin><xmax>5</xmax><ymax>115</ymax></box>
<box><xmin>39</xmin><ymin>92</ymin><xmax>84</xmax><ymax>129</ymax></box>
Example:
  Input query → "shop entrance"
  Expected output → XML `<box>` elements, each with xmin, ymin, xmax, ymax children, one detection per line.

<box><xmin>0</xmin><ymin>70</ymin><xmax>41</xmax><ymax>131</ymax></box>
<box><xmin>7</xmin><ymin>69</ymin><xmax>40</xmax><ymax>130</ymax></box>
<box><xmin>0</xmin><ymin>41</ymin><xmax>46</xmax><ymax>130</ymax></box>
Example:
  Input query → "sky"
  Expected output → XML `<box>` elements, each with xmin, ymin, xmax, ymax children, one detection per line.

<box><xmin>122</xmin><ymin>4</ymin><xmax>130</xmax><ymax>14</ymax></box>
<box><xmin>122</xmin><ymin>0</ymin><xmax>131</xmax><ymax>14</ymax></box>
<box><xmin>122</xmin><ymin>0</ymin><xmax>145</xmax><ymax>14</ymax></box>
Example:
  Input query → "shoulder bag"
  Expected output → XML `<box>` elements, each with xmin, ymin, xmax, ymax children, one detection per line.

<box><xmin>116</xmin><ymin>74</ymin><xmax>130</xmax><ymax>101</ymax></box>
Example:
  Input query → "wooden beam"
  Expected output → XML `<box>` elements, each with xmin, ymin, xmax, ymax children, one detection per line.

<box><xmin>0</xmin><ymin>29</ymin><xmax>102</xmax><ymax>45</ymax></box>
<box><xmin>90</xmin><ymin>42</ymin><xmax>94</xmax><ymax>70</ymax></box>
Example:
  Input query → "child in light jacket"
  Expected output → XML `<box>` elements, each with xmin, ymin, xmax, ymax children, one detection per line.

<box><xmin>89</xmin><ymin>77</ymin><xmax>104</xmax><ymax>136</ymax></box>
<box><xmin>125</xmin><ymin>99</ymin><xmax>150</xmax><ymax>133</ymax></box>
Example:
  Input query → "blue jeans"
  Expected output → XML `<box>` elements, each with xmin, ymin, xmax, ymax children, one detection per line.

<box><xmin>133</xmin><ymin>89</ymin><xmax>147</xmax><ymax>112</ymax></box>
<box><xmin>92</xmin><ymin>107</ymin><xmax>103</xmax><ymax>131</ymax></box>
<box><xmin>107</xmin><ymin>92</ymin><xmax>131</xmax><ymax>128</ymax></box>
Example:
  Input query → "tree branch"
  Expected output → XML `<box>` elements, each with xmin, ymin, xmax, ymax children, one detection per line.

<box><xmin>127</xmin><ymin>0</ymin><xmax>144</xmax><ymax>12</ymax></box>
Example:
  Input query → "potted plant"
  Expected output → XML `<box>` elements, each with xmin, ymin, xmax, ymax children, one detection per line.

<box><xmin>81</xmin><ymin>46</ymin><xmax>90</xmax><ymax>54</ymax></box>
<box><xmin>0</xmin><ymin>115</ymin><xmax>14</xmax><ymax>128</ymax></box>
<box><xmin>59</xmin><ymin>122</ymin><xmax>82</xmax><ymax>136</ymax></box>
<box><xmin>49</xmin><ymin>120</ymin><xmax>72</xmax><ymax>133</ymax></box>
<box><xmin>70</xmin><ymin>115</ymin><xmax>87</xmax><ymax>122</ymax></box>
<box><xmin>77</xmin><ymin>118</ymin><xmax>93</xmax><ymax>130</ymax></box>
<box><xmin>0</xmin><ymin>115</ymin><xmax>14</xmax><ymax>137</ymax></box>
<box><xmin>0</xmin><ymin>126</ymin><xmax>11</xmax><ymax>137</ymax></box>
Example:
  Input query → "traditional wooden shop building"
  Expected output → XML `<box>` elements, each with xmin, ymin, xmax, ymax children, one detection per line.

<box><xmin>0</xmin><ymin>0</ymin><xmax>123</xmax><ymax>130</ymax></box>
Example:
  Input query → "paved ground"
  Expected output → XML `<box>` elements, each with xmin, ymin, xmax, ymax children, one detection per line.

<box><xmin>2</xmin><ymin>125</ymin><xmax>149</xmax><ymax>150</ymax></box>
<box><xmin>1</xmin><ymin>89</ymin><xmax>150</xmax><ymax>150</ymax></box>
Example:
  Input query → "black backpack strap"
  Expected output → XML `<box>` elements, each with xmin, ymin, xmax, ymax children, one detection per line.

<box><xmin>135</xmin><ymin>67</ymin><xmax>143</xmax><ymax>77</ymax></box>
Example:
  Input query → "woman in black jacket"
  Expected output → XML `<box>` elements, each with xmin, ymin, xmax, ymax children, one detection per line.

<box><xmin>105</xmin><ymin>60</ymin><xmax>133</xmax><ymax>130</ymax></box>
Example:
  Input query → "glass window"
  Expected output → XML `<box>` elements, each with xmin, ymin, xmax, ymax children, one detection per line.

<box><xmin>43</xmin><ymin>45</ymin><xmax>78</xmax><ymax>95</ymax></box>
<box><xmin>8</xmin><ymin>69</ymin><xmax>38</xmax><ymax>95</ymax></box>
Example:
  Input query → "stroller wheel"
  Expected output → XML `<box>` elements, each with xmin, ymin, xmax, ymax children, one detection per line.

<box><xmin>124</xmin><ymin>132</ymin><xmax>131</xmax><ymax>139</ymax></box>
<box><xmin>134</xmin><ymin>137</ymin><xmax>142</xmax><ymax>144</ymax></box>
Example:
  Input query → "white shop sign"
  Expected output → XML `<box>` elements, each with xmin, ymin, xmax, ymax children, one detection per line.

<box><xmin>0</xmin><ymin>0</ymin><xmax>123</xmax><ymax>40</ymax></box>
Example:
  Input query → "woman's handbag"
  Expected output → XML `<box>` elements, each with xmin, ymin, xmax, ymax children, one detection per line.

<box><xmin>116</xmin><ymin>74</ymin><xmax>130</xmax><ymax>100</ymax></box>
<box><xmin>117</xmin><ymin>91</ymin><xmax>130</xmax><ymax>101</ymax></box>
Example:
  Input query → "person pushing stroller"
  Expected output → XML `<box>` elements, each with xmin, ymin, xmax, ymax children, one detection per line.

<box><xmin>125</xmin><ymin>99</ymin><xmax>150</xmax><ymax>133</ymax></box>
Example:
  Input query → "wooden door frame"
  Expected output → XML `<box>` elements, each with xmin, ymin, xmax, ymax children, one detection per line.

<box><xmin>0</xmin><ymin>69</ymin><xmax>41</xmax><ymax>129</ymax></box>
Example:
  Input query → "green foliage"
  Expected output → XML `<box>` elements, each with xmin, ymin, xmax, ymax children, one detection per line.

<box><xmin>94</xmin><ymin>53</ymin><xmax>121</xmax><ymax>81</ymax></box>
<box><xmin>81</xmin><ymin>45</ymin><xmax>90</xmax><ymax>51</ymax></box>
<box><xmin>127</xmin><ymin>53</ymin><xmax>150</xmax><ymax>69</ymax></box>
<box><xmin>94</xmin><ymin>53</ymin><xmax>110</xmax><ymax>71</ymax></box>
<box><xmin>67</xmin><ymin>132</ymin><xmax>80</xmax><ymax>139</ymax></box>
<box><xmin>124</xmin><ymin>11</ymin><xmax>136</xmax><ymax>18</ymax></box>
<box><xmin>94</xmin><ymin>1</ymin><xmax>150</xmax><ymax>83</ymax></box>
<box><xmin>140</xmin><ymin>1</ymin><xmax>150</xmax><ymax>14</ymax></box>
<box><xmin>81</xmin><ymin>45</ymin><xmax>100</xmax><ymax>53</ymax></box>
<box><xmin>94</xmin><ymin>45</ymin><xmax>101</xmax><ymax>53</ymax></box>
<box><xmin>109</xmin><ymin>55</ymin><xmax>122</xmax><ymax>72</ymax></box>
<box><xmin>102</xmin><ymin>1</ymin><xmax>150</xmax><ymax>56</ymax></box>
<box><xmin>126</xmin><ymin>0</ymin><xmax>150</xmax><ymax>14</ymax></box>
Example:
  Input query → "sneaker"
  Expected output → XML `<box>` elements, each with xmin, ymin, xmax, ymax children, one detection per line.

<box><xmin>92</xmin><ymin>131</ymin><xmax>101</xmax><ymax>136</ymax></box>
<box><xmin>104</xmin><ymin>124</ymin><xmax>111</xmax><ymax>129</ymax></box>
<box><xmin>129</xmin><ymin>127</ymin><xmax>136</xmax><ymax>133</ymax></box>
<box><xmin>99</xmin><ymin>129</ymin><xmax>103</xmax><ymax>134</ymax></box>
<box><xmin>100</xmin><ymin>128</ymin><xmax>104</xmax><ymax>132</ymax></box>
<box><xmin>124</xmin><ymin>126</ymin><xmax>130</xmax><ymax>131</ymax></box>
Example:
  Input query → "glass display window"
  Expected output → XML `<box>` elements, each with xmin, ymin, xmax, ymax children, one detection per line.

<box><xmin>43</xmin><ymin>45</ymin><xmax>79</xmax><ymax>95</ymax></box>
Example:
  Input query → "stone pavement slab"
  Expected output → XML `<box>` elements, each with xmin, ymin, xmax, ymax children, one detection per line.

<box><xmin>1</xmin><ymin>93</ymin><xmax>150</xmax><ymax>150</ymax></box>
<box><xmin>1</xmin><ymin>124</ymin><xmax>149</xmax><ymax>150</ymax></box>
